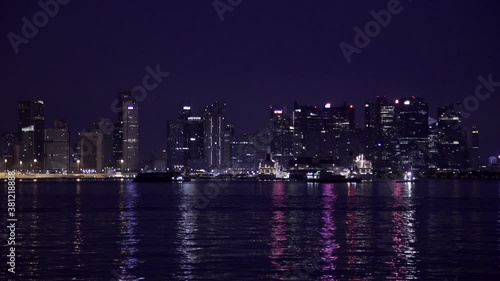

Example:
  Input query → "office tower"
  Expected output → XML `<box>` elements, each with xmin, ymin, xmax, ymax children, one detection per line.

<box><xmin>466</xmin><ymin>126</ymin><xmax>480</xmax><ymax>170</ymax></box>
<box><xmin>270</xmin><ymin>107</ymin><xmax>294</xmax><ymax>168</ymax></box>
<box><xmin>395</xmin><ymin>96</ymin><xmax>429</xmax><ymax>172</ymax></box>
<box><xmin>231</xmin><ymin>133</ymin><xmax>258</xmax><ymax>171</ymax></box>
<box><xmin>186</xmin><ymin>116</ymin><xmax>205</xmax><ymax>169</ymax></box>
<box><xmin>436</xmin><ymin>103</ymin><xmax>465</xmax><ymax>170</ymax></box>
<box><xmin>79</xmin><ymin>131</ymin><xmax>104</xmax><ymax>173</ymax></box>
<box><xmin>0</xmin><ymin>132</ymin><xmax>15</xmax><ymax>171</ymax></box>
<box><xmin>112</xmin><ymin>122</ymin><xmax>123</xmax><ymax>167</ymax></box>
<box><xmin>427</xmin><ymin>118</ymin><xmax>439</xmax><ymax>169</ymax></box>
<box><xmin>118</xmin><ymin>91</ymin><xmax>139</xmax><ymax>171</ymax></box>
<box><xmin>92</xmin><ymin>120</ymin><xmax>114</xmax><ymax>169</ymax></box>
<box><xmin>20</xmin><ymin>125</ymin><xmax>35</xmax><ymax>170</ymax></box>
<box><xmin>292</xmin><ymin>102</ymin><xmax>318</xmax><ymax>157</ymax></box>
<box><xmin>44</xmin><ymin>120</ymin><xmax>70</xmax><ymax>171</ymax></box>
<box><xmin>167</xmin><ymin>119</ymin><xmax>186</xmax><ymax>170</ymax></box>
<box><xmin>222</xmin><ymin>124</ymin><xmax>234</xmax><ymax>168</ymax></box>
<box><xmin>364</xmin><ymin>96</ymin><xmax>397</xmax><ymax>172</ymax></box>
<box><xmin>293</xmin><ymin>101</ymin><xmax>355</xmax><ymax>165</ymax></box>
<box><xmin>18</xmin><ymin>100</ymin><xmax>45</xmax><ymax>169</ymax></box>
<box><xmin>79</xmin><ymin>121</ymin><xmax>114</xmax><ymax>173</ymax></box>
<box><xmin>203</xmin><ymin>101</ymin><xmax>226</xmax><ymax>169</ymax></box>
<box><xmin>166</xmin><ymin>105</ymin><xmax>208</xmax><ymax>170</ymax></box>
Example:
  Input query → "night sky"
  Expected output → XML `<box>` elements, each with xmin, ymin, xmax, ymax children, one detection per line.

<box><xmin>1</xmin><ymin>0</ymin><xmax>499</xmax><ymax>160</ymax></box>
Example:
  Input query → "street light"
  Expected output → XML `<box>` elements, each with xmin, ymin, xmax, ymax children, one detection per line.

<box><xmin>120</xmin><ymin>159</ymin><xmax>124</xmax><ymax>171</ymax></box>
<box><xmin>19</xmin><ymin>161</ymin><xmax>23</xmax><ymax>172</ymax></box>
<box><xmin>33</xmin><ymin>159</ymin><xmax>37</xmax><ymax>172</ymax></box>
<box><xmin>76</xmin><ymin>159</ymin><xmax>80</xmax><ymax>173</ymax></box>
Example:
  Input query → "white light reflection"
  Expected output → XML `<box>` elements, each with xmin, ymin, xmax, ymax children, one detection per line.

<box><xmin>117</xmin><ymin>182</ymin><xmax>143</xmax><ymax>280</ymax></box>
<box><xmin>269</xmin><ymin>181</ymin><xmax>288</xmax><ymax>278</ymax></box>
<box><xmin>177</xmin><ymin>183</ymin><xmax>201</xmax><ymax>280</ymax></box>
<box><xmin>320</xmin><ymin>183</ymin><xmax>339</xmax><ymax>281</ymax></box>
<box><xmin>386</xmin><ymin>182</ymin><xmax>418</xmax><ymax>280</ymax></box>
<box><xmin>73</xmin><ymin>182</ymin><xmax>83</xmax><ymax>264</ymax></box>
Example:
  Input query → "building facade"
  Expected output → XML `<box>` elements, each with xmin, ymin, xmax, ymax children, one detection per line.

<box><xmin>118</xmin><ymin>91</ymin><xmax>139</xmax><ymax>171</ymax></box>
<box><xmin>18</xmin><ymin>100</ymin><xmax>45</xmax><ymax>169</ymax></box>
<box><xmin>44</xmin><ymin>120</ymin><xmax>70</xmax><ymax>172</ymax></box>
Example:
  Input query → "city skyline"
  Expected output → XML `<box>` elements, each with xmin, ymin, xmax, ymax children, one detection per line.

<box><xmin>0</xmin><ymin>94</ymin><xmax>495</xmax><ymax>173</ymax></box>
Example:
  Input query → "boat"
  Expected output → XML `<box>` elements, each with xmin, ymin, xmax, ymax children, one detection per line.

<box><xmin>306</xmin><ymin>170</ymin><xmax>362</xmax><ymax>183</ymax></box>
<box><xmin>352</xmin><ymin>154</ymin><xmax>374</xmax><ymax>181</ymax></box>
<box><xmin>133</xmin><ymin>171</ymin><xmax>190</xmax><ymax>182</ymax></box>
<box><xmin>258</xmin><ymin>154</ymin><xmax>290</xmax><ymax>180</ymax></box>
<box><xmin>396</xmin><ymin>171</ymin><xmax>419</xmax><ymax>183</ymax></box>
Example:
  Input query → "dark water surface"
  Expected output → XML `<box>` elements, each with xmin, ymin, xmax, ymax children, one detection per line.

<box><xmin>0</xmin><ymin>180</ymin><xmax>498</xmax><ymax>280</ymax></box>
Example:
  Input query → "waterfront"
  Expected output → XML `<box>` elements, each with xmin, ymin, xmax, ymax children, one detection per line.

<box><xmin>0</xmin><ymin>180</ymin><xmax>498</xmax><ymax>280</ymax></box>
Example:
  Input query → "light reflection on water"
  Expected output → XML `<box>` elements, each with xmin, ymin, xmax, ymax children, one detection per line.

<box><xmin>320</xmin><ymin>183</ymin><xmax>339</xmax><ymax>281</ymax></box>
<box><xmin>386</xmin><ymin>182</ymin><xmax>418</xmax><ymax>280</ymax></box>
<box><xmin>177</xmin><ymin>183</ymin><xmax>201</xmax><ymax>280</ymax></box>
<box><xmin>269</xmin><ymin>181</ymin><xmax>288</xmax><ymax>278</ymax></box>
<box><xmin>0</xmin><ymin>180</ymin><xmax>498</xmax><ymax>280</ymax></box>
<box><xmin>116</xmin><ymin>182</ymin><xmax>143</xmax><ymax>281</ymax></box>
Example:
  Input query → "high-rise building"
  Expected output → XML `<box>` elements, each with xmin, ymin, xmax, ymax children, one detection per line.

<box><xmin>395</xmin><ymin>97</ymin><xmax>429</xmax><ymax>172</ymax></box>
<box><xmin>20</xmin><ymin>125</ymin><xmax>35</xmax><ymax>170</ymax></box>
<box><xmin>436</xmin><ymin>103</ymin><xmax>465</xmax><ymax>170</ymax></box>
<box><xmin>79</xmin><ymin>131</ymin><xmax>103</xmax><ymax>173</ymax></box>
<box><xmin>364</xmin><ymin>97</ymin><xmax>397</xmax><ymax>172</ymax></box>
<box><xmin>118</xmin><ymin>91</ymin><xmax>139</xmax><ymax>171</ymax></box>
<box><xmin>293</xmin><ymin>101</ymin><xmax>355</xmax><ymax>165</ymax></box>
<box><xmin>79</xmin><ymin>121</ymin><xmax>114</xmax><ymax>173</ymax></box>
<box><xmin>270</xmin><ymin>107</ymin><xmax>294</xmax><ymax>168</ymax></box>
<box><xmin>466</xmin><ymin>126</ymin><xmax>480</xmax><ymax>170</ymax></box>
<box><xmin>203</xmin><ymin>101</ymin><xmax>226</xmax><ymax>169</ymax></box>
<box><xmin>186</xmin><ymin>116</ymin><xmax>205</xmax><ymax>168</ymax></box>
<box><xmin>427</xmin><ymin>117</ymin><xmax>439</xmax><ymax>169</ymax></box>
<box><xmin>166</xmin><ymin>105</ymin><xmax>207</xmax><ymax>170</ymax></box>
<box><xmin>18</xmin><ymin>100</ymin><xmax>45</xmax><ymax>169</ymax></box>
<box><xmin>222</xmin><ymin>124</ymin><xmax>234</xmax><ymax>168</ymax></box>
<box><xmin>0</xmin><ymin>132</ymin><xmax>16</xmax><ymax>171</ymax></box>
<box><xmin>112</xmin><ymin>121</ymin><xmax>123</xmax><ymax>167</ymax></box>
<box><xmin>231</xmin><ymin>133</ymin><xmax>258</xmax><ymax>171</ymax></box>
<box><xmin>44</xmin><ymin>120</ymin><xmax>70</xmax><ymax>172</ymax></box>
<box><xmin>167</xmin><ymin>119</ymin><xmax>186</xmax><ymax>170</ymax></box>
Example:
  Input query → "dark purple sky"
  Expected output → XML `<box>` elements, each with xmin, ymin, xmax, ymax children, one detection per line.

<box><xmin>1</xmin><ymin>0</ymin><xmax>499</xmax><ymax>160</ymax></box>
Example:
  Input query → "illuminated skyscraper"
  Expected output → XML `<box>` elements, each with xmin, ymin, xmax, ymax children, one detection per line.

<box><xmin>167</xmin><ymin>119</ymin><xmax>186</xmax><ymax>170</ymax></box>
<box><xmin>118</xmin><ymin>91</ymin><xmax>139</xmax><ymax>171</ymax></box>
<box><xmin>364</xmin><ymin>96</ymin><xmax>398</xmax><ymax>172</ymax></box>
<box><xmin>203</xmin><ymin>101</ymin><xmax>226</xmax><ymax>168</ymax></box>
<box><xmin>270</xmin><ymin>107</ymin><xmax>294</xmax><ymax>168</ymax></box>
<box><xmin>395</xmin><ymin>96</ymin><xmax>429</xmax><ymax>172</ymax></box>
<box><xmin>166</xmin><ymin>105</ymin><xmax>207</xmax><ymax>170</ymax></box>
<box><xmin>466</xmin><ymin>126</ymin><xmax>480</xmax><ymax>170</ymax></box>
<box><xmin>44</xmin><ymin>120</ymin><xmax>70</xmax><ymax>171</ymax></box>
<box><xmin>437</xmin><ymin>103</ymin><xmax>465</xmax><ymax>170</ymax></box>
<box><xmin>18</xmin><ymin>100</ymin><xmax>45</xmax><ymax>169</ymax></box>
<box><xmin>0</xmin><ymin>132</ymin><xmax>15</xmax><ymax>171</ymax></box>
<box><xmin>292</xmin><ymin>101</ymin><xmax>354</xmax><ymax>160</ymax></box>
